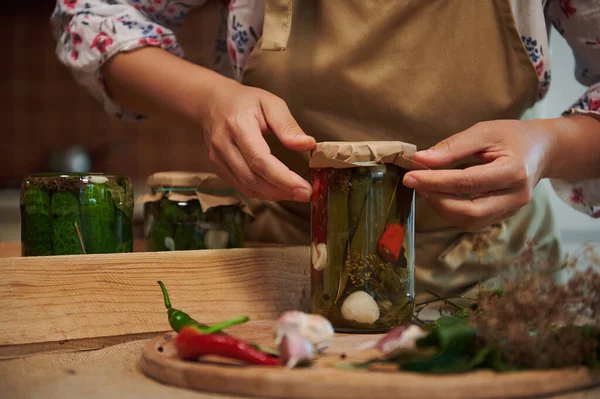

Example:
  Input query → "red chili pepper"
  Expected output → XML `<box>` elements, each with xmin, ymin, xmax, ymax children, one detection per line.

<box><xmin>311</xmin><ymin>169</ymin><xmax>329</xmax><ymax>286</ymax></box>
<box><xmin>311</xmin><ymin>169</ymin><xmax>329</xmax><ymax>245</ymax></box>
<box><xmin>174</xmin><ymin>327</ymin><xmax>280</xmax><ymax>366</ymax></box>
<box><xmin>377</xmin><ymin>223</ymin><xmax>405</xmax><ymax>263</ymax></box>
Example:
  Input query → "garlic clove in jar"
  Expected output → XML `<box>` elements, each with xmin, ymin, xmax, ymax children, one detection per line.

<box><xmin>164</xmin><ymin>236</ymin><xmax>175</xmax><ymax>251</ymax></box>
<box><xmin>311</xmin><ymin>243</ymin><xmax>328</xmax><ymax>271</ymax></box>
<box><xmin>88</xmin><ymin>175</ymin><xmax>109</xmax><ymax>184</ymax></box>
<box><xmin>204</xmin><ymin>230</ymin><xmax>230</xmax><ymax>249</ymax></box>
<box><xmin>341</xmin><ymin>291</ymin><xmax>380</xmax><ymax>324</ymax></box>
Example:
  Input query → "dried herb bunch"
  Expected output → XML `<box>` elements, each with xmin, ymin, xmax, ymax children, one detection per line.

<box><xmin>470</xmin><ymin>242</ymin><xmax>600</xmax><ymax>369</ymax></box>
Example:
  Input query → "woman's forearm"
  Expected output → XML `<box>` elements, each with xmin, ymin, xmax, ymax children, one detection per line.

<box><xmin>101</xmin><ymin>47</ymin><xmax>238</xmax><ymax>126</ymax></box>
<box><xmin>538</xmin><ymin>115</ymin><xmax>600</xmax><ymax>180</ymax></box>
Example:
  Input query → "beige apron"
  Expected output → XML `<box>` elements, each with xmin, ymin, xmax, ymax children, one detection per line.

<box><xmin>240</xmin><ymin>0</ymin><xmax>561</xmax><ymax>296</ymax></box>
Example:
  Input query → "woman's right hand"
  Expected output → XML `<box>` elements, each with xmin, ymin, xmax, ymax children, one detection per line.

<box><xmin>199</xmin><ymin>80</ymin><xmax>316</xmax><ymax>202</ymax></box>
<box><xmin>101</xmin><ymin>47</ymin><xmax>313</xmax><ymax>201</ymax></box>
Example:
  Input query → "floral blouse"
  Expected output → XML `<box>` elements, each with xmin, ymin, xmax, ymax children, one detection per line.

<box><xmin>51</xmin><ymin>0</ymin><xmax>600</xmax><ymax>218</ymax></box>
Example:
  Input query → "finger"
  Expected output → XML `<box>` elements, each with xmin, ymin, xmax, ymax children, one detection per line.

<box><xmin>260</xmin><ymin>95</ymin><xmax>316</xmax><ymax>151</ymax></box>
<box><xmin>403</xmin><ymin>160</ymin><xmax>526</xmax><ymax>195</ymax></box>
<box><xmin>233</xmin><ymin>114</ymin><xmax>313</xmax><ymax>202</ymax></box>
<box><xmin>425</xmin><ymin>189</ymin><xmax>530</xmax><ymax>232</ymax></box>
<box><xmin>215</xmin><ymin>139</ymin><xmax>293</xmax><ymax>201</ymax></box>
<box><xmin>412</xmin><ymin>123</ymin><xmax>492</xmax><ymax>168</ymax></box>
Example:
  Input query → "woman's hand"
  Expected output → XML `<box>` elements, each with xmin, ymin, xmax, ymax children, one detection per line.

<box><xmin>102</xmin><ymin>47</ymin><xmax>315</xmax><ymax>202</ymax></box>
<box><xmin>402</xmin><ymin>119</ymin><xmax>555</xmax><ymax>231</ymax></box>
<box><xmin>200</xmin><ymin>80</ymin><xmax>316</xmax><ymax>202</ymax></box>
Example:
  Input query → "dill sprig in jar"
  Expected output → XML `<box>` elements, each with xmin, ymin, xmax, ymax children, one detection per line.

<box><xmin>139</xmin><ymin>172</ymin><xmax>251</xmax><ymax>251</ymax></box>
<box><xmin>309</xmin><ymin>142</ymin><xmax>423</xmax><ymax>332</ymax></box>
<box><xmin>20</xmin><ymin>173</ymin><xmax>134</xmax><ymax>256</ymax></box>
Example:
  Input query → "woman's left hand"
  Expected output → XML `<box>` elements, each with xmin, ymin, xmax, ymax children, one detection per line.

<box><xmin>402</xmin><ymin>119</ymin><xmax>555</xmax><ymax>231</ymax></box>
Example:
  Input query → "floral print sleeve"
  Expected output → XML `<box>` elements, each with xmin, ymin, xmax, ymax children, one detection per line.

<box><xmin>546</xmin><ymin>0</ymin><xmax>600</xmax><ymax>116</ymax></box>
<box><xmin>50</xmin><ymin>0</ymin><xmax>209</xmax><ymax>120</ymax></box>
<box><xmin>545</xmin><ymin>0</ymin><xmax>600</xmax><ymax>218</ymax></box>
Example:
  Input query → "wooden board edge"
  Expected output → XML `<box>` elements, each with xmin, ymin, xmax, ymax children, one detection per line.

<box><xmin>0</xmin><ymin>331</ymin><xmax>163</xmax><ymax>360</ymax></box>
<box><xmin>139</xmin><ymin>334</ymin><xmax>600</xmax><ymax>399</ymax></box>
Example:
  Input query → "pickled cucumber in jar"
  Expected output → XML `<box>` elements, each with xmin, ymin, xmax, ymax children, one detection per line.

<box><xmin>140</xmin><ymin>172</ymin><xmax>250</xmax><ymax>252</ymax></box>
<box><xmin>20</xmin><ymin>173</ymin><xmax>134</xmax><ymax>256</ymax></box>
<box><xmin>309</xmin><ymin>142</ymin><xmax>419</xmax><ymax>332</ymax></box>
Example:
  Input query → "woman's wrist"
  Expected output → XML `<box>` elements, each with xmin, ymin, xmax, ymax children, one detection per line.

<box><xmin>102</xmin><ymin>46</ymin><xmax>238</xmax><ymax>127</ymax></box>
<box><xmin>528</xmin><ymin>115</ymin><xmax>600</xmax><ymax>181</ymax></box>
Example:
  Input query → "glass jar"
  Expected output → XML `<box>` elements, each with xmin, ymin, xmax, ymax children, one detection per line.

<box><xmin>309</xmin><ymin>142</ymin><xmax>418</xmax><ymax>332</ymax></box>
<box><xmin>141</xmin><ymin>172</ymin><xmax>248</xmax><ymax>251</ymax></box>
<box><xmin>20</xmin><ymin>173</ymin><xmax>134</xmax><ymax>256</ymax></box>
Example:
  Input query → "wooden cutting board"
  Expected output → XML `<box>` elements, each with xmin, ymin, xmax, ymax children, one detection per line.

<box><xmin>139</xmin><ymin>320</ymin><xmax>600</xmax><ymax>399</ymax></box>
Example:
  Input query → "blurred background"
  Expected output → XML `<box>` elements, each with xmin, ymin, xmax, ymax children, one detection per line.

<box><xmin>0</xmin><ymin>0</ymin><xmax>222</xmax><ymax>242</ymax></box>
<box><xmin>0</xmin><ymin>2</ymin><xmax>598</xmax><ymax>254</ymax></box>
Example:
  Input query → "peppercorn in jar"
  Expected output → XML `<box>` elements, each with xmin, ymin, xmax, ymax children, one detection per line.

<box><xmin>139</xmin><ymin>172</ymin><xmax>251</xmax><ymax>251</ymax></box>
<box><xmin>309</xmin><ymin>142</ymin><xmax>424</xmax><ymax>332</ymax></box>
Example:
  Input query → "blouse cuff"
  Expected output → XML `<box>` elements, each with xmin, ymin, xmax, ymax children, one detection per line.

<box><xmin>53</xmin><ymin>10</ymin><xmax>184</xmax><ymax>121</ymax></box>
<box><xmin>550</xmin><ymin>178</ymin><xmax>600</xmax><ymax>218</ymax></box>
<box><xmin>562</xmin><ymin>84</ymin><xmax>600</xmax><ymax>118</ymax></box>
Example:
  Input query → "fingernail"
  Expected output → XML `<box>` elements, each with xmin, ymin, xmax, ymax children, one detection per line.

<box><xmin>416</xmin><ymin>149</ymin><xmax>434</xmax><ymax>157</ymax></box>
<box><xmin>403</xmin><ymin>175</ymin><xmax>418</xmax><ymax>188</ymax></box>
<box><xmin>293</xmin><ymin>188</ymin><xmax>311</xmax><ymax>202</ymax></box>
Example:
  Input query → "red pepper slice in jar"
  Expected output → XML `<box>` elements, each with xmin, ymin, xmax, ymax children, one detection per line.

<box><xmin>174</xmin><ymin>327</ymin><xmax>281</xmax><ymax>366</ymax></box>
<box><xmin>311</xmin><ymin>169</ymin><xmax>329</xmax><ymax>245</ymax></box>
<box><xmin>377</xmin><ymin>222</ymin><xmax>405</xmax><ymax>264</ymax></box>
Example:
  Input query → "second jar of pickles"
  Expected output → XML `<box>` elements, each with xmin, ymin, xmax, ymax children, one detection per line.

<box><xmin>309</xmin><ymin>142</ymin><xmax>422</xmax><ymax>332</ymax></box>
<box><xmin>139</xmin><ymin>172</ymin><xmax>251</xmax><ymax>251</ymax></box>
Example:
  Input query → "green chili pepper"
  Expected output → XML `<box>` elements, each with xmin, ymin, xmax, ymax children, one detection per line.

<box><xmin>157</xmin><ymin>281</ymin><xmax>248</xmax><ymax>333</ymax></box>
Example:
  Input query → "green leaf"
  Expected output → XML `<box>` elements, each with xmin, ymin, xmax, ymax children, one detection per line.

<box><xmin>418</xmin><ymin>317</ymin><xmax>476</xmax><ymax>352</ymax></box>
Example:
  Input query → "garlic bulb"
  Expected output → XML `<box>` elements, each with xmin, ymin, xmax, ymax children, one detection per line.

<box><xmin>204</xmin><ymin>230</ymin><xmax>230</xmax><ymax>249</ymax></box>
<box><xmin>273</xmin><ymin>311</ymin><xmax>334</xmax><ymax>350</ymax></box>
<box><xmin>311</xmin><ymin>243</ymin><xmax>328</xmax><ymax>271</ymax></box>
<box><xmin>341</xmin><ymin>291</ymin><xmax>380</xmax><ymax>324</ymax></box>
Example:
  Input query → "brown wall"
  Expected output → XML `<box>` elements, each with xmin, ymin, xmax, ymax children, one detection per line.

<box><xmin>0</xmin><ymin>1</ymin><xmax>220</xmax><ymax>188</ymax></box>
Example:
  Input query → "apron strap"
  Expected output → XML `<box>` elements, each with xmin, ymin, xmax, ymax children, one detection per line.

<box><xmin>261</xmin><ymin>0</ymin><xmax>292</xmax><ymax>51</ymax></box>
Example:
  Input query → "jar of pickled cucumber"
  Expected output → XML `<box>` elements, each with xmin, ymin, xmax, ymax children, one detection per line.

<box><xmin>20</xmin><ymin>173</ymin><xmax>134</xmax><ymax>256</ymax></box>
<box><xmin>139</xmin><ymin>172</ymin><xmax>251</xmax><ymax>251</ymax></box>
<box><xmin>309</xmin><ymin>142</ymin><xmax>423</xmax><ymax>332</ymax></box>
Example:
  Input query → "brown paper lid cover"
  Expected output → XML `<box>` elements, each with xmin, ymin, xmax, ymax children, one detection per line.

<box><xmin>147</xmin><ymin>172</ymin><xmax>233</xmax><ymax>191</ymax></box>
<box><xmin>309</xmin><ymin>141</ymin><xmax>427</xmax><ymax>170</ymax></box>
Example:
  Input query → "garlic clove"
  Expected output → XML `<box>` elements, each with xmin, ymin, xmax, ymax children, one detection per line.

<box><xmin>273</xmin><ymin>311</ymin><xmax>308</xmax><ymax>346</ymax></box>
<box><xmin>273</xmin><ymin>311</ymin><xmax>334</xmax><ymax>350</ymax></box>
<box><xmin>304</xmin><ymin>314</ymin><xmax>334</xmax><ymax>350</ymax></box>
<box><xmin>311</xmin><ymin>243</ymin><xmax>328</xmax><ymax>271</ymax></box>
<box><xmin>378</xmin><ymin>325</ymin><xmax>425</xmax><ymax>357</ymax></box>
<box><xmin>88</xmin><ymin>175</ymin><xmax>109</xmax><ymax>184</ymax></box>
<box><xmin>278</xmin><ymin>333</ymin><xmax>314</xmax><ymax>369</ymax></box>
<box><xmin>204</xmin><ymin>230</ymin><xmax>230</xmax><ymax>249</ymax></box>
<box><xmin>164</xmin><ymin>236</ymin><xmax>175</xmax><ymax>251</ymax></box>
<box><xmin>341</xmin><ymin>291</ymin><xmax>380</xmax><ymax>324</ymax></box>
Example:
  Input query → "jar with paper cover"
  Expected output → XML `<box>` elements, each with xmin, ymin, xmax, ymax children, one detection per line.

<box><xmin>309</xmin><ymin>142</ymin><xmax>423</xmax><ymax>332</ymax></box>
<box><xmin>140</xmin><ymin>172</ymin><xmax>251</xmax><ymax>251</ymax></box>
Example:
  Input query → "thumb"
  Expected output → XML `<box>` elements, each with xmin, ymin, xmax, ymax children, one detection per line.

<box><xmin>261</xmin><ymin>95</ymin><xmax>316</xmax><ymax>151</ymax></box>
<box><xmin>413</xmin><ymin>124</ymin><xmax>489</xmax><ymax>168</ymax></box>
